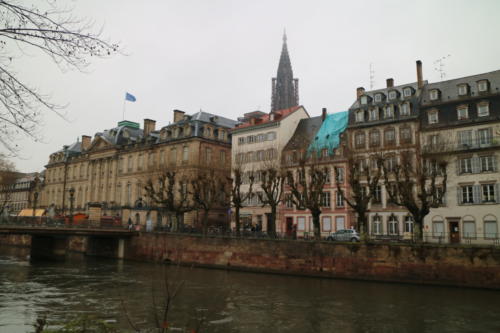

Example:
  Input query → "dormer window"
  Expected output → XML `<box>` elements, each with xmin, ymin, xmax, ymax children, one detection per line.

<box><xmin>368</xmin><ymin>108</ymin><xmax>378</xmax><ymax>121</ymax></box>
<box><xmin>388</xmin><ymin>91</ymin><xmax>397</xmax><ymax>100</ymax></box>
<box><xmin>429</xmin><ymin>89</ymin><xmax>439</xmax><ymax>101</ymax></box>
<box><xmin>400</xmin><ymin>102</ymin><xmax>410</xmax><ymax>116</ymax></box>
<box><xmin>478</xmin><ymin>80</ymin><xmax>489</xmax><ymax>92</ymax></box>
<box><xmin>457</xmin><ymin>105</ymin><xmax>469</xmax><ymax>120</ymax></box>
<box><xmin>458</xmin><ymin>84</ymin><xmax>469</xmax><ymax>96</ymax></box>
<box><xmin>355</xmin><ymin>110</ymin><xmax>364</xmax><ymax>122</ymax></box>
<box><xmin>428</xmin><ymin>109</ymin><xmax>439</xmax><ymax>124</ymax></box>
<box><xmin>384</xmin><ymin>105</ymin><xmax>394</xmax><ymax>119</ymax></box>
<box><xmin>403</xmin><ymin>87</ymin><xmax>412</xmax><ymax>97</ymax></box>
<box><xmin>374</xmin><ymin>94</ymin><xmax>382</xmax><ymax>103</ymax></box>
<box><xmin>360</xmin><ymin>96</ymin><xmax>368</xmax><ymax>105</ymax></box>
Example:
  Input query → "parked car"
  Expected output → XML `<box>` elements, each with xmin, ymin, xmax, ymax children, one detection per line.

<box><xmin>326</xmin><ymin>229</ymin><xmax>360</xmax><ymax>242</ymax></box>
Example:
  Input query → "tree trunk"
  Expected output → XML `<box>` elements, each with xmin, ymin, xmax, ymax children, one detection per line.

<box><xmin>312</xmin><ymin>210</ymin><xmax>321</xmax><ymax>240</ymax></box>
<box><xmin>414</xmin><ymin>218</ymin><xmax>424</xmax><ymax>242</ymax></box>
<box><xmin>268</xmin><ymin>206</ymin><xmax>277</xmax><ymax>238</ymax></box>
<box><xmin>358</xmin><ymin>213</ymin><xmax>368</xmax><ymax>242</ymax></box>
<box><xmin>235</xmin><ymin>206</ymin><xmax>241</xmax><ymax>237</ymax></box>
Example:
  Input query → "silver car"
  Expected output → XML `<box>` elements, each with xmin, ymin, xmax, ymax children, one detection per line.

<box><xmin>326</xmin><ymin>229</ymin><xmax>360</xmax><ymax>242</ymax></box>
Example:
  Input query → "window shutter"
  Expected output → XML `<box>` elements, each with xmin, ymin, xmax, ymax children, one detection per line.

<box><xmin>473</xmin><ymin>185</ymin><xmax>481</xmax><ymax>204</ymax></box>
<box><xmin>496</xmin><ymin>183</ymin><xmax>500</xmax><ymax>204</ymax></box>
<box><xmin>455</xmin><ymin>158</ymin><xmax>460</xmax><ymax>175</ymax></box>
<box><xmin>457</xmin><ymin>187</ymin><xmax>462</xmax><ymax>205</ymax></box>
<box><xmin>493</xmin><ymin>156</ymin><xmax>498</xmax><ymax>172</ymax></box>
<box><xmin>472</xmin><ymin>157</ymin><xmax>480</xmax><ymax>173</ymax></box>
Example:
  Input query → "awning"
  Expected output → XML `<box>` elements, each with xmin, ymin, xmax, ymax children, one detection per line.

<box><xmin>18</xmin><ymin>209</ymin><xmax>45</xmax><ymax>217</ymax></box>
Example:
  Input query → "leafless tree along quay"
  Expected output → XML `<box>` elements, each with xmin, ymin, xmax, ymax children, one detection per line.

<box><xmin>0</xmin><ymin>0</ymin><xmax>119</xmax><ymax>154</ymax></box>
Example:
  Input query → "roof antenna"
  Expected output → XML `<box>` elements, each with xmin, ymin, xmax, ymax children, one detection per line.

<box><xmin>369</xmin><ymin>63</ymin><xmax>375</xmax><ymax>90</ymax></box>
<box><xmin>434</xmin><ymin>55</ymin><xmax>451</xmax><ymax>80</ymax></box>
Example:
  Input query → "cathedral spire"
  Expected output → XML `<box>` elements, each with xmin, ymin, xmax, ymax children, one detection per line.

<box><xmin>271</xmin><ymin>32</ymin><xmax>298</xmax><ymax>112</ymax></box>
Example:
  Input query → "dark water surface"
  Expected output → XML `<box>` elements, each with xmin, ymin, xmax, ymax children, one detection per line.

<box><xmin>1</xmin><ymin>245</ymin><xmax>499</xmax><ymax>333</ymax></box>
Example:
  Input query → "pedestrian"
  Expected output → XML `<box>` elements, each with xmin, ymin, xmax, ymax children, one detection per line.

<box><xmin>128</xmin><ymin>217</ymin><xmax>133</xmax><ymax>231</ymax></box>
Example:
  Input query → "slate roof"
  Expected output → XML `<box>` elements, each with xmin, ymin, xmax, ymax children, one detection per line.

<box><xmin>349</xmin><ymin>82</ymin><xmax>422</xmax><ymax>110</ymax></box>
<box><xmin>283</xmin><ymin>116</ymin><xmax>323</xmax><ymax>151</ymax></box>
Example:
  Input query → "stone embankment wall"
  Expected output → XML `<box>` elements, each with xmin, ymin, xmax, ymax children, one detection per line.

<box><xmin>126</xmin><ymin>233</ymin><xmax>500</xmax><ymax>289</ymax></box>
<box><xmin>0</xmin><ymin>234</ymin><xmax>31</xmax><ymax>247</ymax></box>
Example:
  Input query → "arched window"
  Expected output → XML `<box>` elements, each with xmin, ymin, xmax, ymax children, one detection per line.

<box><xmin>388</xmin><ymin>215</ymin><xmax>399</xmax><ymax>235</ymax></box>
<box><xmin>484</xmin><ymin>215</ymin><xmax>498</xmax><ymax>239</ymax></box>
<box><xmin>404</xmin><ymin>215</ymin><xmax>414</xmax><ymax>233</ymax></box>
<box><xmin>372</xmin><ymin>215</ymin><xmax>382</xmax><ymax>235</ymax></box>
<box><xmin>463</xmin><ymin>216</ymin><xmax>476</xmax><ymax>239</ymax></box>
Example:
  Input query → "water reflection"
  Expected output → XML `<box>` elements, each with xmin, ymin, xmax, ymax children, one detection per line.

<box><xmin>0</xmin><ymin>245</ymin><xmax>499</xmax><ymax>333</ymax></box>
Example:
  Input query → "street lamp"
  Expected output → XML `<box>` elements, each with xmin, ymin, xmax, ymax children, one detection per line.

<box><xmin>32</xmin><ymin>191</ymin><xmax>38</xmax><ymax>224</ymax></box>
<box><xmin>69</xmin><ymin>187</ymin><xmax>75</xmax><ymax>225</ymax></box>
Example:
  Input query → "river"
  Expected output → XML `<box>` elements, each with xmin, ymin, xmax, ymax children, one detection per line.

<box><xmin>1</xmin><ymin>245</ymin><xmax>499</xmax><ymax>333</ymax></box>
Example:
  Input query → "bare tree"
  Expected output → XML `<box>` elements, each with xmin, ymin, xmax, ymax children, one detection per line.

<box><xmin>286</xmin><ymin>156</ymin><xmax>328</xmax><ymax>240</ymax></box>
<box><xmin>145</xmin><ymin>171</ymin><xmax>193</xmax><ymax>232</ymax></box>
<box><xmin>227</xmin><ymin>163</ymin><xmax>254</xmax><ymax>237</ymax></box>
<box><xmin>0</xmin><ymin>1</ymin><xmax>119</xmax><ymax>153</ymax></box>
<box><xmin>334</xmin><ymin>153</ymin><xmax>383</xmax><ymax>241</ymax></box>
<box><xmin>381</xmin><ymin>151</ymin><xmax>447</xmax><ymax>241</ymax></box>
<box><xmin>256</xmin><ymin>162</ymin><xmax>285</xmax><ymax>238</ymax></box>
<box><xmin>0</xmin><ymin>155</ymin><xmax>19</xmax><ymax>217</ymax></box>
<box><xmin>191</xmin><ymin>170</ymin><xmax>229</xmax><ymax>236</ymax></box>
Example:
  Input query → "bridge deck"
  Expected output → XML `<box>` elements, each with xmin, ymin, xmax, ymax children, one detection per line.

<box><xmin>0</xmin><ymin>225</ymin><xmax>137</xmax><ymax>237</ymax></box>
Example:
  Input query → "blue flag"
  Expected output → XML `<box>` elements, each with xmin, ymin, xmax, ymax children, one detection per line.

<box><xmin>125</xmin><ymin>92</ymin><xmax>136</xmax><ymax>102</ymax></box>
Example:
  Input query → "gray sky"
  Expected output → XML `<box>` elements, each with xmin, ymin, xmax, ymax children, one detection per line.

<box><xmin>6</xmin><ymin>0</ymin><xmax>500</xmax><ymax>172</ymax></box>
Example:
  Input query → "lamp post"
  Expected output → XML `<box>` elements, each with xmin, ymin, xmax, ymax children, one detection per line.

<box><xmin>69</xmin><ymin>187</ymin><xmax>75</xmax><ymax>225</ymax></box>
<box><xmin>32</xmin><ymin>191</ymin><xmax>38</xmax><ymax>224</ymax></box>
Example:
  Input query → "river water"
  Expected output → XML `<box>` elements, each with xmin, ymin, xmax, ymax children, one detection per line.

<box><xmin>1</xmin><ymin>245</ymin><xmax>499</xmax><ymax>333</ymax></box>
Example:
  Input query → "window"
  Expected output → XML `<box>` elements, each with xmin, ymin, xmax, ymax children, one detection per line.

<box><xmin>386</xmin><ymin>155</ymin><xmax>397</xmax><ymax>172</ymax></box>
<box><xmin>220</xmin><ymin>150</ymin><xmax>226</xmax><ymax>163</ymax></box>
<box><xmin>404</xmin><ymin>216</ymin><xmax>414</xmax><ymax>233</ymax></box>
<box><xmin>297</xmin><ymin>217</ymin><xmax>306</xmax><ymax>231</ymax></box>
<box><xmin>355</xmin><ymin>110</ymin><xmax>364</xmax><ymax>122</ymax></box>
<box><xmin>482</xmin><ymin>184</ymin><xmax>496</xmax><ymax>203</ymax></box>
<box><xmin>374</xmin><ymin>94</ymin><xmax>382</xmax><ymax>102</ymax></box>
<box><xmin>388</xmin><ymin>91</ymin><xmax>397</xmax><ymax>100</ymax></box>
<box><xmin>400</xmin><ymin>127</ymin><xmax>412</xmax><ymax>144</ymax></box>
<box><xmin>182</xmin><ymin>146</ymin><xmax>189</xmax><ymax>162</ymax></box>
<box><xmin>335</xmin><ymin>216</ymin><xmax>345</xmax><ymax>231</ymax></box>
<box><xmin>321</xmin><ymin>192</ymin><xmax>331</xmax><ymax>208</ymax></box>
<box><xmin>432</xmin><ymin>221</ymin><xmax>444</xmax><ymax>237</ymax></box>
<box><xmin>388</xmin><ymin>215</ymin><xmax>399</xmax><ymax>235</ymax></box>
<box><xmin>373</xmin><ymin>215</ymin><xmax>382</xmax><ymax>234</ymax></box>
<box><xmin>324</xmin><ymin>168</ymin><xmax>331</xmax><ymax>184</ymax></box>
<box><xmin>429</xmin><ymin>134</ymin><xmax>439</xmax><ymax>146</ymax></box>
<box><xmin>384</xmin><ymin>128</ymin><xmax>396</xmax><ymax>146</ymax></box>
<box><xmin>384</xmin><ymin>105</ymin><xmax>394</xmax><ymax>119</ymax></box>
<box><xmin>463</xmin><ymin>220</ymin><xmax>476</xmax><ymax>238</ymax></box>
<box><xmin>458</xmin><ymin>130</ymin><xmax>472</xmax><ymax>146</ymax></box>
<box><xmin>403</xmin><ymin>88</ymin><xmax>412</xmax><ymax>97</ymax></box>
<box><xmin>267</xmin><ymin>132</ymin><xmax>276</xmax><ymax>140</ymax></box>
<box><xmin>322</xmin><ymin>217</ymin><xmax>332</xmax><ymax>232</ymax></box>
<box><xmin>336</xmin><ymin>191</ymin><xmax>344</xmax><ymax>207</ymax></box>
<box><xmin>360</xmin><ymin>96</ymin><xmax>368</xmax><ymax>105</ymax></box>
<box><xmin>428</xmin><ymin>110</ymin><xmax>438</xmax><ymax>124</ymax></box>
<box><xmin>459</xmin><ymin>157</ymin><xmax>473</xmax><ymax>174</ymax></box>
<box><xmin>478</xmin><ymin>128</ymin><xmax>492</xmax><ymax>145</ymax></box>
<box><xmin>127</xmin><ymin>156</ymin><xmax>133</xmax><ymax>171</ymax></box>
<box><xmin>478</xmin><ymin>80</ymin><xmax>488</xmax><ymax>92</ymax></box>
<box><xmin>477</xmin><ymin>103</ymin><xmax>490</xmax><ymax>117</ymax></box>
<box><xmin>484</xmin><ymin>220</ymin><xmax>498</xmax><ymax>238</ymax></box>
<box><xmin>256</xmin><ymin>150</ymin><xmax>264</xmax><ymax>161</ymax></box>
<box><xmin>238</xmin><ymin>137</ymin><xmax>245</xmax><ymax>145</ymax></box>
<box><xmin>369</xmin><ymin>130</ymin><xmax>380</xmax><ymax>147</ymax></box>
<box><xmin>159</xmin><ymin>150</ymin><xmax>164</xmax><ymax>165</ymax></box>
<box><xmin>480</xmin><ymin>155</ymin><xmax>496</xmax><ymax>172</ymax></box>
<box><xmin>336</xmin><ymin>167</ymin><xmax>344</xmax><ymax>183</ymax></box>
<box><xmin>285</xmin><ymin>193</ymin><xmax>293</xmax><ymax>208</ymax></box>
<box><xmin>355</xmin><ymin>133</ymin><xmax>365</xmax><ymax>148</ymax></box>
<box><xmin>372</xmin><ymin>185</ymin><xmax>382</xmax><ymax>204</ymax></box>
<box><xmin>170</xmin><ymin>148</ymin><xmax>177</xmax><ymax>166</ymax></box>
<box><xmin>457</xmin><ymin>106</ymin><xmax>468</xmax><ymax>120</ymax></box>
<box><xmin>461</xmin><ymin>185</ymin><xmax>474</xmax><ymax>204</ymax></box>
<box><xmin>458</xmin><ymin>84</ymin><xmax>468</xmax><ymax>96</ymax></box>
<box><xmin>429</xmin><ymin>90</ymin><xmax>439</xmax><ymax>101</ymax></box>
<box><xmin>368</xmin><ymin>108</ymin><xmax>378</xmax><ymax>121</ymax></box>
<box><xmin>400</xmin><ymin>102</ymin><xmax>410</xmax><ymax>116</ymax></box>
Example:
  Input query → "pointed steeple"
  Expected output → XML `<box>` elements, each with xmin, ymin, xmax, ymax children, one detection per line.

<box><xmin>271</xmin><ymin>32</ymin><xmax>299</xmax><ymax>111</ymax></box>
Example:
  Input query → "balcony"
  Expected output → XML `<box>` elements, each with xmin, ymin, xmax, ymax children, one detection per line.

<box><xmin>423</xmin><ymin>136</ymin><xmax>500</xmax><ymax>154</ymax></box>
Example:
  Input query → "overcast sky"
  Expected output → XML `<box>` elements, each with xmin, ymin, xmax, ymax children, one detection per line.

<box><xmin>5</xmin><ymin>0</ymin><xmax>500</xmax><ymax>172</ymax></box>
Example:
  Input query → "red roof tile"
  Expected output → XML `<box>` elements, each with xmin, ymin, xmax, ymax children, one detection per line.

<box><xmin>234</xmin><ymin>105</ymin><xmax>302</xmax><ymax>130</ymax></box>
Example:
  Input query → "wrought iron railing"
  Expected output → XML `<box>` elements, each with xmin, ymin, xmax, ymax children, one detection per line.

<box><xmin>423</xmin><ymin>136</ymin><xmax>500</xmax><ymax>154</ymax></box>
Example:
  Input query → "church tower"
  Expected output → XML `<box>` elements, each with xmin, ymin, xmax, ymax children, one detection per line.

<box><xmin>271</xmin><ymin>32</ymin><xmax>299</xmax><ymax>112</ymax></box>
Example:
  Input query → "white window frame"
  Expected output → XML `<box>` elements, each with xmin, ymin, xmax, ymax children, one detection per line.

<box><xmin>482</xmin><ymin>184</ymin><xmax>496</xmax><ymax>203</ymax></box>
<box><xmin>335</xmin><ymin>216</ymin><xmax>345</xmax><ymax>231</ymax></box>
<box><xmin>374</xmin><ymin>94</ymin><xmax>382</xmax><ymax>102</ymax></box>
<box><xmin>480</xmin><ymin>155</ymin><xmax>495</xmax><ymax>172</ymax></box>
<box><xmin>336</xmin><ymin>191</ymin><xmax>344</xmax><ymax>207</ymax></box>
<box><xmin>369</xmin><ymin>108</ymin><xmax>378</xmax><ymax>121</ymax></box>
<box><xmin>428</xmin><ymin>110</ymin><xmax>438</xmax><ymax>124</ymax></box>
<box><xmin>388</xmin><ymin>91</ymin><xmax>397</xmax><ymax>100</ymax></box>
<box><xmin>461</xmin><ymin>186</ymin><xmax>474</xmax><ymax>204</ymax></box>
<box><xmin>403</xmin><ymin>88</ymin><xmax>412</xmax><ymax>97</ymax></box>
<box><xmin>373</xmin><ymin>216</ymin><xmax>382</xmax><ymax>235</ymax></box>
<box><xmin>478</xmin><ymin>128</ymin><xmax>492</xmax><ymax>145</ymax></box>
<box><xmin>321</xmin><ymin>192</ymin><xmax>331</xmax><ymax>208</ymax></box>
<box><xmin>388</xmin><ymin>216</ymin><xmax>399</xmax><ymax>235</ymax></box>
<box><xmin>477</xmin><ymin>103</ymin><xmax>490</xmax><ymax>117</ymax></box>
<box><xmin>458</xmin><ymin>84</ymin><xmax>468</xmax><ymax>96</ymax></box>
<box><xmin>297</xmin><ymin>217</ymin><xmax>306</xmax><ymax>231</ymax></box>
<box><xmin>432</xmin><ymin>221</ymin><xmax>444</xmax><ymax>237</ymax></box>
<box><xmin>404</xmin><ymin>216</ymin><xmax>414</xmax><ymax>233</ymax></box>
<box><xmin>459</xmin><ymin>157</ymin><xmax>473</xmax><ymax>174</ymax></box>
<box><xmin>384</xmin><ymin>105</ymin><xmax>394</xmax><ymax>119</ymax></box>
<box><xmin>463</xmin><ymin>220</ymin><xmax>476</xmax><ymax>238</ymax></box>
<box><xmin>429</xmin><ymin>90</ymin><xmax>439</xmax><ymax>101</ymax></box>
<box><xmin>457</xmin><ymin>106</ymin><xmax>468</xmax><ymax>120</ymax></box>
<box><xmin>478</xmin><ymin>81</ymin><xmax>488</xmax><ymax>92</ymax></box>
<box><xmin>355</xmin><ymin>110</ymin><xmax>364</xmax><ymax>122</ymax></box>
<box><xmin>484</xmin><ymin>220</ymin><xmax>498</xmax><ymax>239</ymax></box>
<box><xmin>400</xmin><ymin>102</ymin><xmax>410</xmax><ymax>116</ymax></box>
<box><xmin>360</xmin><ymin>96</ymin><xmax>368</xmax><ymax>105</ymax></box>
<box><xmin>322</xmin><ymin>216</ymin><xmax>332</xmax><ymax>232</ymax></box>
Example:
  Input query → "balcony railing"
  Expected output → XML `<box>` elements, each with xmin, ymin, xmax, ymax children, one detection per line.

<box><xmin>423</xmin><ymin>136</ymin><xmax>500</xmax><ymax>154</ymax></box>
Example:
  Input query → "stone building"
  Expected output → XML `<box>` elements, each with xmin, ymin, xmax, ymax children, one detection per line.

<box><xmin>0</xmin><ymin>172</ymin><xmax>41</xmax><ymax>216</ymax></box>
<box><xmin>280</xmin><ymin>109</ymin><xmax>353</xmax><ymax>238</ymax></box>
<box><xmin>41</xmin><ymin>110</ymin><xmax>237</xmax><ymax>228</ymax></box>
<box><xmin>346</xmin><ymin>61</ymin><xmax>426</xmax><ymax>238</ymax></box>
<box><xmin>420</xmin><ymin>70</ymin><xmax>500</xmax><ymax>244</ymax></box>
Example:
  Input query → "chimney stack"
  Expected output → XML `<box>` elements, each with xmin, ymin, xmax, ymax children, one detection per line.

<box><xmin>81</xmin><ymin>135</ymin><xmax>91</xmax><ymax>151</ymax></box>
<box><xmin>386</xmin><ymin>78</ymin><xmax>394</xmax><ymax>88</ymax></box>
<box><xmin>143</xmin><ymin>119</ymin><xmax>156</xmax><ymax>137</ymax></box>
<box><xmin>356</xmin><ymin>87</ymin><xmax>365</xmax><ymax>99</ymax></box>
<box><xmin>321</xmin><ymin>108</ymin><xmax>327</xmax><ymax>122</ymax></box>
<box><xmin>416</xmin><ymin>60</ymin><xmax>423</xmax><ymax>89</ymax></box>
<box><xmin>173</xmin><ymin>109</ymin><xmax>185</xmax><ymax>123</ymax></box>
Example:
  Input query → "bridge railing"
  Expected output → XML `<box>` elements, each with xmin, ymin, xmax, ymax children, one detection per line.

<box><xmin>0</xmin><ymin>216</ymin><xmax>126</xmax><ymax>230</ymax></box>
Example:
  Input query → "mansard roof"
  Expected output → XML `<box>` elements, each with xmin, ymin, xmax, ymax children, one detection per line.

<box><xmin>350</xmin><ymin>81</ymin><xmax>422</xmax><ymax>110</ymax></box>
<box><xmin>283</xmin><ymin>116</ymin><xmax>322</xmax><ymax>151</ymax></box>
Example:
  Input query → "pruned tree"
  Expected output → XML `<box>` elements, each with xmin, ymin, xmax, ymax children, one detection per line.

<box><xmin>334</xmin><ymin>153</ymin><xmax>383</xmax><ymax>241</ymax></box>
<box><xmin>256</xmin><ymin>162</ymin><xmax>285</xmax><ymax>238</ymax></box>
<box><xmin>227</xmin><ymin>163</ymin><xmax>254</xmax><ymax>237</ymax></box>
<box><xmin>191</xmin><ymin>170</ymin><xmax>229</xmax><ymax>236</ymax></box>
<box><xmin>381</xmin><ymin>150</ymin><xmax>447</xmax><ymax>241</ymax></box>
<box><xmin>0</xmin><ymin>1</ymin><xmax>119</xmax><ymax>153</ymax></box>
<box><xmin>0</xmin><ymin>155</ymin><xmax>19</xmax><ymax>218</ymax></box>
<box><xmin>286</xmin><ymin>156</ymin><xmax>328</xmax><ymax>240</ymax></box>
<box><xmin>145</xmin><ymin>171</ymin><xmax>193</xmax><ymax>232</ymax></box>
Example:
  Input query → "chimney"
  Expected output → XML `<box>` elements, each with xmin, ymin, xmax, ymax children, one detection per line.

<box><xmin>173</xmin><ymin>109</ymin><xmax>185</xmax><ymax>123</ymax></box>
<box><xmin>416</xmin><ymin>60</ymin><xmax>423</xmax><ymax>89</ymax></box>
<box><xmin>356</xmin><ymin>87</ymin><xmax>365</xmax><ymax>99</ymax></box>
<box><xmin>321</xmin><ymin>108</ymin><xmax>327</xmax><ymax>122</ymax></box>
<box><xmin>143</xmin><ymin>119</ymin><xmax>156</xmax><ymax>137</ymax></box>
<box><xmin>81</xmin><ymin>135</ymin><xmax>91</xmax><ymax>151</ymax></box>
<box><xmin>386</xmin><ymin>78</ymin><xmax>394</xmax><ymax>88</ymax></box>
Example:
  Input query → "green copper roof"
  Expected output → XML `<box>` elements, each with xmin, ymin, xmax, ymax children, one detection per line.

<box><xmin>118</xmin><ymin>120</ymin><xmax>140</xmax><ymax>129</ymax></box>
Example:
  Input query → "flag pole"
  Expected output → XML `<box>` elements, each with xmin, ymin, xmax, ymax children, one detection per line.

<box><xmin>122</xmin><ymin>97</ymin><xmax>126</xmax><ymax>120</ymax></box>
